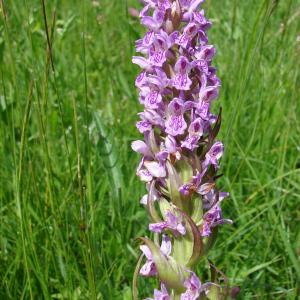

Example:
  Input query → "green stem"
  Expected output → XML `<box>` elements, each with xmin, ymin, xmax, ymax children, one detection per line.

<box><xmin>173</xmin><ymin>293</ymin><xmax>181</xmax><ymax>300</ymax></box>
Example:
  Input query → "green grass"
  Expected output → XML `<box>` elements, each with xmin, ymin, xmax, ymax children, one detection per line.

<box><xmin>0</xmin><ymin>0</ymin><xmax>299</xmax><ymax>299</ymax></box>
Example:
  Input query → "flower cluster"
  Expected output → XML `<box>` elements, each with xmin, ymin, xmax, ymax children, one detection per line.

<box><xmin>132</xmin><ymin>1</ymin><xmax>232</xmax><ymax>299</ymax></box>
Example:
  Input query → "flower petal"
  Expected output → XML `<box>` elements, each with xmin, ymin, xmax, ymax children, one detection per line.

<box><xmin>166</xmin><ymin>115</ymin><xmax>187</xmax><ymax>136</ymax></box>
<box><xmin>145</xmin><ymin>90</ymin><xmax>163</xmax><ymax>108</ymax></box>
<box><xmin>144</xmin><ymin>161</ymin><xmax>167</xmax><ymax>178</ymax></box>
<box><xmin>132</xmin><ymin>56</ymin><xmax>150</xmax><ymax>69</ymax></box>
<box><xmin>140</xmin><ymin>245</ymin><xmax>153</xmax><ymax>260</ymax></box>
<box><xmin>172</xmin><ymin>74</ymin><xmax>192</xmax><ymax>90</ymax></box>
<box><xmin>137</xmin><ymin>168</ymin><xmax>153</xmax><ymax>182</ymax></box>
<box><xmin>140</xmin><ymin>194</ymin><xmax>149</xmax><ymax>205</ymax></box>
<box><xmin>131</xmin><ymin>140</ymin><xmax>152</xmax><ymax>157</ymax></box>
<box><xmin>160</xmin><ymin>234</ymin><xmax>172</xmax><ymax>256</ymax></box>
<box><xmin>149</xmin><ymin>221</ymin><xmax>168</xmax><ymax>233</ymax></box>
<box><xmin>140</xmin><ymin>260</ymin><xmax>157</xmax><ymax>276</ymax></box>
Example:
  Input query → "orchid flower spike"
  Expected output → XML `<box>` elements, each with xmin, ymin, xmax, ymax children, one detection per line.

<box><xmin>132</xmin><ymin>1</ymin><xmax>232</xmax><ymax>299</ymax></box>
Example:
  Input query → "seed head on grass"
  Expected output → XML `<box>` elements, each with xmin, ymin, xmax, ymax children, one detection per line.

<box><xmin>132</xmin><ymin>1</ymin><xmax>232</xmax><ymax>298</ymax></box>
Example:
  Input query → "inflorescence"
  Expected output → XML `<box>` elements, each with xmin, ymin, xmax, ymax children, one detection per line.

<box><xmin>132</xmin><ymin>1</ymin><xmax>232</xmax><ymax>299</ymax></box>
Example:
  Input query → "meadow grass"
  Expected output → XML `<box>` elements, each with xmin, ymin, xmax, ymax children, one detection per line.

<box><xmin>0</xmin><ymin>0</ymin><xmax>299</xmax><ymax>299</ymax></box>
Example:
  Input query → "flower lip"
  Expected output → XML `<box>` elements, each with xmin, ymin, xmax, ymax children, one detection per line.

<box><xmin>144</xmin><ymin>160</ymin><xmax>167</xmax><ymax>178</ymax></box>
<box><xmin>149</xmin><ymin>210</ymin><xmax>186</xmax><ymax>236</ymax></box>
<box><xmin>180</xmin><ymin>271</ymin><xmax>203</xmax><ymax>300</ymax></box>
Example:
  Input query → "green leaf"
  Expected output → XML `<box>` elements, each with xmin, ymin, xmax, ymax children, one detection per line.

<box><xmin>176</xmin><ymin>158</ymin><xmax>193</xmax><ymax>184</ymax></box>
<box><xmin>166</xmin><ymin>161</ymin><xmax>183</xmax><ymax>209</ymax></box>
<box><xmin>190</xmin><ymin>195</ymin><xmax>203</xmax><ymax>225</ymax></box>
<box><xmin>158</xmin><ymin>197</ymin><xmax>173</xmax><ymax>218</ymax></box>
<box><xmin>147</xmin><ymin>182</ymin><xmax>163</xmax><ymax>222</ymax></box>
<box><xmin>172</xmin><ymin>209</ymin><xmax>203</xmax><ymax>268</ymax></box>
<box><xmin>184</xmin><ymin>211</ymin><xmax>203</xmax><ymax>267</ymax></box>
<box><xmin>207</xmin><ymin>285</ymin><xmax>222</xmax><ymax>300</ymax></box>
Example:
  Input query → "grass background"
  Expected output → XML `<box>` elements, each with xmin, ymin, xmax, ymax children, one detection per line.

<box><xmin>0</xmin><ymin>0</ymin><xmax>299</xmax><ymax>299</ymax></box>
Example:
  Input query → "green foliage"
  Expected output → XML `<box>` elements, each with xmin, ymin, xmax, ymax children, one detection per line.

<box><xmin>0</xmin><ymin>0</ymin><xmax>299</xmax><ymax>299</ymax></box>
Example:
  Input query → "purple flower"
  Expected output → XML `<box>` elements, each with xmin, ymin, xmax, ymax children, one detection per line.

<box><xmin>140</xmin><ymin>245</ymin><xmax>157</xmax><ymax>276</ymax></box>
<box><xmin>145</xmin><ymin>160</ymin><xmax>167</xmax><ymax>178</ymax></box>
<box><xmin>203</xmin><ymin>141</ymin><xmax>224</xmax><ymax>169</ymax></box>
<box><xmin>179</xmin><ymin>183</ymin><xmax>194</xmax><ymax>196</ymax></box>
<box><xmin>153</xmin><ymin>283</ymin><xmax>170</xmax><ymax>300</ymax></box>
<box><xmin>194</xmin><ymin>45</ymin><xmax>216</xmax><ymax>60</ymax></box>
<box><xmin>172</xmin><ymin>56</ymin><xmax>192</xmax><ymax>90</ymax></box>
<box><xmin>179</xmin><ymin>170</ymin><xmax>206</xmax><ymax>196</ymax></box>
<box><xmin>137</xmin><ymin>159</ymin><xmax>154</xmax><ymax>182</ymax></box>
<box><xmin>132</xmin><ymin>140</ymin><xmax>152</xmax><ymax>157</ymax></box>
<box><xmin>177</xmin><ymin>22</ymin><xmax>199</xmax><ymax>48</ymax></box>
<box><xmin>132</xmin><ymin>56</ymin><xmax>151</xmax><ymax>69</ymax></box>
<box><xmin>148</xmin><ymin>31</ymin><xmax>176</xmax><ymax>67</ymax></box>
<box><xmin>181</xmin><ymin>136</ymin><xmax>199</xmax><ymax>151</ymax></box>
<box><xmin>141</xmin><ymin>10</ymin><xmax>165</xmax><ymax>32</ymax></box>
<box><xmin>165</xmin><ymin>114</ymin><xmax>187</xmax><ymax>136</ymax></box>
<box><xmin>147</xmin><ymin>67</ymin><xmax>170</xmax><ymax>90</ymax></box>
<box><xmin>141</xmin><ymin>0</ymin><xmax>171</xmax><ymax>18</ymax></box>
<box><xmin>181</xmin><ymin>272</ymin><xmax>202</xmax><ymax>300</ymax></box>
<box><xmin>165</xmin><ymin>98</ymin><xmax>188</xmax><ymax>136</ymax></box>
<box><xmin>196</xmin><ymin>100</ymin><xmax>210</xmax><ymax>121</ymax></box>
<box><xmin>136</xmin><ymin>110</ymin><xmax>164</xmax><ymax>135</ymax></box>
<box><xmin>136</xmin><ymin>31</ymin><xmax>155</xmax><ymax>54</ymax></box>
<box><xmin>192</xmin><ymin>59</ymin><xmax>209</xmax><ymax>75</ymax></box>
<box><xmin>136</xmin><ymin>120</ymin><xmax>152</xmax><ymax>133</ymax></box>
<box><xmin>201</xmin><ymin>204</ymin><xmax>221</xmax><ymax>237</ymax></box>
<box><xmin>149</xmin><ymin>39</ymin><xmax>168</xmax><ymax>67</ymax></box>
<box><xmin>180</xmin><ymin>0</ymin><xmax>204</xmax><ymax>12</ymax></box>
<box><xmin>141</xmin><ymin>87</ymin><xmax>163</xmax><ymax>109</ymax></box>
<box><xmin>201</xmin><ymin>202</ymin><xmax>232</xmax><ymax>237</ymax></box>
<box><xmin>140</xmin><ymin>235</ymin><xmax>172</xmax><ymax>277</ymax></box>
<box><xmin>196</xmin><ymin>182</ymin><xmax>215</xmax><ymax>196</ymax></box>
<box><xmin>202</xmin><ymin>190</ymin><xmax>229</xmax><ymax>209</ymax></box>
<box><xmin>146</xmin><ymin>283</ymin><xmax>170</xmax><ymax>300</ymax></box>
<box><xmin>192</xmin><ymin>9</ymin><xmax>212</xmax><ymax>29</ymax></box>
<box><xmin>149</xmin><ymin>211</ymin><xmax>186</xmax><ymax>236</ymax></box>
<box><xmin>135</xmin><ymin>71</ymin><xmax>148</xmax><ymax>88</ymax></box>
<box><xmin>164</xmin><ymin>135</ymin><xmax>176</xmax><ymax>152</ymax></box>
<box><xmin>181</xmin><ymin>117</ymin><xmax>205</xmax><ymax>150</ymax></box>
<box><xmin>199</xmin><ymin>85</ymin><xmax>219</xmax><ymax>103</ymax></box>
<box><xmin>132</xmin><ymin>139</ymin><xmax>167</xmax><ymax>181</ymax></box>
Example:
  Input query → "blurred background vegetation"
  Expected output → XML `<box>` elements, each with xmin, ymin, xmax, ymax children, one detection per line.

<box><xmin>0</xmin><ymin>0</ymin><xmax>299</xmax><ymax>299</ymax></box>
